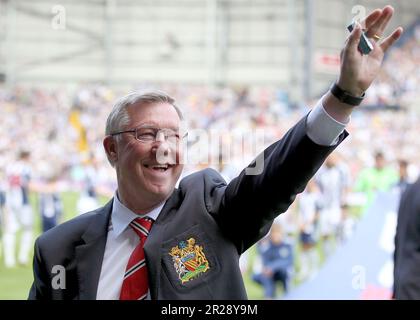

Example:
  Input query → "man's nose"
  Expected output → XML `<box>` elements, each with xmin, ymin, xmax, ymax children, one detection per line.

<box><xmin>151</xmin><ymin>137</ymin><xmax>172</xmax><ymax>163</ymax></box>
<box><xmin>152</xmin><ymin>132</ymin><xmax>169</xmax><ymax>149</ymax></box>
<box><xmin>155</xmin><ymin>131</ymin><xmax>166</xmax><ymax>143</ymax></box>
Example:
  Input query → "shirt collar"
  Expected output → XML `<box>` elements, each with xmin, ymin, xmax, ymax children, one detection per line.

<box><xmin>111</xmin><ymin>192</ymin><xmax>165</xmax><ymax>237</ymax></box>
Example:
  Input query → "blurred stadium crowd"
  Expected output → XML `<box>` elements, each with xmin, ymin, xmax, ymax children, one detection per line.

<box><xmin>0</xmin><ymin>19</ymin><xmax>419</xmax><ymax>299</ymax></box>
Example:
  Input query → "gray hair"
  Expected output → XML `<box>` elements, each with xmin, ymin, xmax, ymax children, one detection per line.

<box><xmin>105</xmin><ymin>90</ymin><xmax>184</xmax><ymax>137</ymax></box>
<box><xmin>104</xmin><ymin>90</ymin><xmax>184</xmax><ymax>167</ymax></box>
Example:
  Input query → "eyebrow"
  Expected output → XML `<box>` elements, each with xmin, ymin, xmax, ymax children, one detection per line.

<box><xmin>134</xmin><ymin>123</ymin><xmax>180</xmax><ymax>131</ymax></box>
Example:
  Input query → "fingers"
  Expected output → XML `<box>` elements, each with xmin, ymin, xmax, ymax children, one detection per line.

<box><xmin>346</xmin><ymin>22</ymin><xmax>363</xmax><ymax>53</ymax></box>
<box><xmin>380</xmin><ymin>27</ymin><xmax>403</xmax><ymax>52</ymax></box>
<box><xmin>365</xmin><ymin>6</ymin><xmax>394</xmax><ymax>38</ymax></box>
<box><xmin>360</xmin><ymin>9</ymin><xmax>382</xmax><ymax>30</ymax></box>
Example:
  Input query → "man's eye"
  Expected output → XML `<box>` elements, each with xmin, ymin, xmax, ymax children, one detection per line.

<box><xmin>139</xmin><ymin>132</ymin><xmax>155</xmax><ymax>138</ymax></box>
<box><xmin>166</xmin><ymin>132</ymin><xmax>180</xmax><ymax>139</ymax></box>
<box><xmin>167</xmin><ymin>132</ymin><xmax>179</xmax><ymax>137</ymax></box>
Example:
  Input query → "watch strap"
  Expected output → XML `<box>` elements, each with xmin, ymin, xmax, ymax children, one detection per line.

<box><xmin>330</xmin><ymin>83</ymin><xmax>365</xmax><ymax>106</ymax></box>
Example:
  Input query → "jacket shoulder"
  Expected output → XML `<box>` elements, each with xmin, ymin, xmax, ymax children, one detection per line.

<box><xmin>35</xmin><ymin>204</ymin><xmax>110</xmax><ymax>252</ymax></box>
<box><xmin>179</xmin><ymin>168</ymin><xmax>227</xmax><ymax>190</ymax></box>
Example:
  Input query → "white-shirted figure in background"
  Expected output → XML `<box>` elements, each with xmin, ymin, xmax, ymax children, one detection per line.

<box><xmin>0</xmin><ymin>165</ymin><xmax>7</xmax><ymax>259</ymax></box>
<box><xmin>315</xmin><ymin>154</ymin><xmax>345</xmax><ymax>257</ymax></box>
<box><xmin>76</xmin><ymin>157</ymin><xmax>100</xmax><ymax>215</ymax></box>
<box><xmin>3</xmin><ymin>151</ymin><xmax>34</xmax><ymax>267</ymax></box>
<box><xmin>297</xmin><ymin>179</ymin><xmax>322</xmax><ymax>281</ymax></box>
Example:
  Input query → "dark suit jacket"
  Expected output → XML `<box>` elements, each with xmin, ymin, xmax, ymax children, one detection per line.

<box><xmin>393</xmin><ymin>177</ymin><xmax>420</xmax><ymax>299</ymax></box>
<box><xmin>28</xmin><ymin>116</ymin><xmax>347</xmax><ymax>300</ymax></box>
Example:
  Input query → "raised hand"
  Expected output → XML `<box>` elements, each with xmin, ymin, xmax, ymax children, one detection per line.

<box><xmin>337</xmin><ymin>6</ymin><xmax>403</xmax><ymax>96</ymax></box>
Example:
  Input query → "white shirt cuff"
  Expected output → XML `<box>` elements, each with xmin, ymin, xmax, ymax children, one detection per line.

<box><xmin>306</xmin><ymin>95</ymin><xmax>349</xmax><ymax>146</ymax></box>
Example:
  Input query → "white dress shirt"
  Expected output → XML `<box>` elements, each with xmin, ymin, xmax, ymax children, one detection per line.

<box><xmin>307</xmin><ymin>95</ymin><xmax>349</xmax><ymax>146</ymax></box>
<box><xmin>96</xmin><ymin>195</ymin><xmax>164</xmax><ymax>300</ymax></box>
<box><xmin>95</xmin><ymin>97</ymin><xmax>347</xmax><ymax>299</ymax></box>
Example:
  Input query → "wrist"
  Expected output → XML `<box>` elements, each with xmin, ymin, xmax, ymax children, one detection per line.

<box><xmin>330</xmin><ymin>82</ymin><xmax>365</xmax><ymax>106</ymax></box>
<box><xmin>322</xmin><ymin>91</ymin><xmax>354</xmax><ymax>123</ymax></box>
<box><xmin>337</xmin><ymin>79</ymin><xmax>365</xmax><ymax>97</ymax></box>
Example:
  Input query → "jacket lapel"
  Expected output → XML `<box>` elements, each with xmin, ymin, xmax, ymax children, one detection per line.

<box><xmin>75</xmin><ymin>200</ymin><xmax>113</xmax><ymax>300</ymax></box>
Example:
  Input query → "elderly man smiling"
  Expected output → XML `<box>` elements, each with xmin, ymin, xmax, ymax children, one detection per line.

<box><xmin>29</xmin><ymin>6</ymin><xmax>403</xmax><ymax>300</ymax></box>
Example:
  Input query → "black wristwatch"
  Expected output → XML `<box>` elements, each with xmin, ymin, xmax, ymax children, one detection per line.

<box><xmin>330</xmin><ymin>83</ymin><xmax>365</xmax><ymax>106</ymax></box>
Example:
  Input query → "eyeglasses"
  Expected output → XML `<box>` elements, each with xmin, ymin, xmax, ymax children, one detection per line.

<box><xmin>110</xmin><ymin>126</ymin><xmax>188</xmax><ymax>143</ymax></box>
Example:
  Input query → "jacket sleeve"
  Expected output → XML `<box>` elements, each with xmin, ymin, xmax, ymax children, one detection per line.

<box><xmin>28</xmin><ymin>239</ymin><xmax>50</xmax><ymax>300</ymax></box>
<box><xmin>207</xmin><ymin>115</ymin><xmax>348</xmax><ymax>253</ymax></box>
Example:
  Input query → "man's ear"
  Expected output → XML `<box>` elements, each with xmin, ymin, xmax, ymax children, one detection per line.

<box><xmin>103</xmin><ymin>135</ymin><xmax>118</xmax><ymax>164</ymax></box>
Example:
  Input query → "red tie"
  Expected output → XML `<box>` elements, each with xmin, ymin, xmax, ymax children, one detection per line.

<box><xmin>119</xmin><ymin>217</ymin><xmax>154</xmax><ymax>300</ymax></box>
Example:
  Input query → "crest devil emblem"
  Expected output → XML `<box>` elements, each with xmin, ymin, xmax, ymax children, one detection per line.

<box><xmin>169</xmin><ymin>237</ymin><xmax>210</xmax><ymax>283</ymax></box>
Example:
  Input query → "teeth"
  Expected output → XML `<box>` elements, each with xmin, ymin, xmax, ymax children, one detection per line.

<box><xmin>144</xmin><ymin>163</ymin><xmax>172</xmax><ymax>170</ymax></box>
<box><xmin>151</xmin><ymin>165</ymin><xmax>169</xmax><ymax>169</ymax></box>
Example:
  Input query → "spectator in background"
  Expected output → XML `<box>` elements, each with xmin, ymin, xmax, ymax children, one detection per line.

<box><xmin>252</xmin><ymin>223</ymin><xmax>294</xmax><ymax>298</ymax></box>
<box><xmin>76</xmin><ymin>157</ymin><xmax>100</xmax><ymax>215</ymax></box>
<box><xmin>297</xmin><ymin>180</ymin><xmax>321</xmax><ymax>281</ymax></box>
<box><xmin>316</xmin><ymin>154</ymin><xmax>345</xmax><ymax>256</ymax></box>
<box><xmin>0</xmin><ymin>167</ymin><xmax>7</xmax><ymax>255</ymax></box>
<box><xmin>0</xmin><ymin>167</ymin><xmax>6</xmax><ymax>213</ymax></box>
<box><xmin>3</xmin><ymin>151</ymin><xmax>34</xmax><ymax>267</ymax></box>
<box><xmin>334</xmin><ymin>154</ymin><xmax>353</xmax><ymax>244</ymax></box>
<box><xmin>39</xmin><ymin>173</ymin><xmax>63</xmax><ymax>233</ymax></box>
<box><xmin>355</xmin><ymin>151</ymin><xmax>398</xmax><ymax>207</ymax></box>
<box><xmin>395</xmin><ymin>159</ymin><xmax>410</xmax><ymax>195</ymax></box>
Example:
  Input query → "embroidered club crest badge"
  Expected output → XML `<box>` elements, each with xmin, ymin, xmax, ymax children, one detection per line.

<box><xmin>169</xmin><ymin>237</ymin><xmax>210</xmax><ymax>283</ymax></box>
